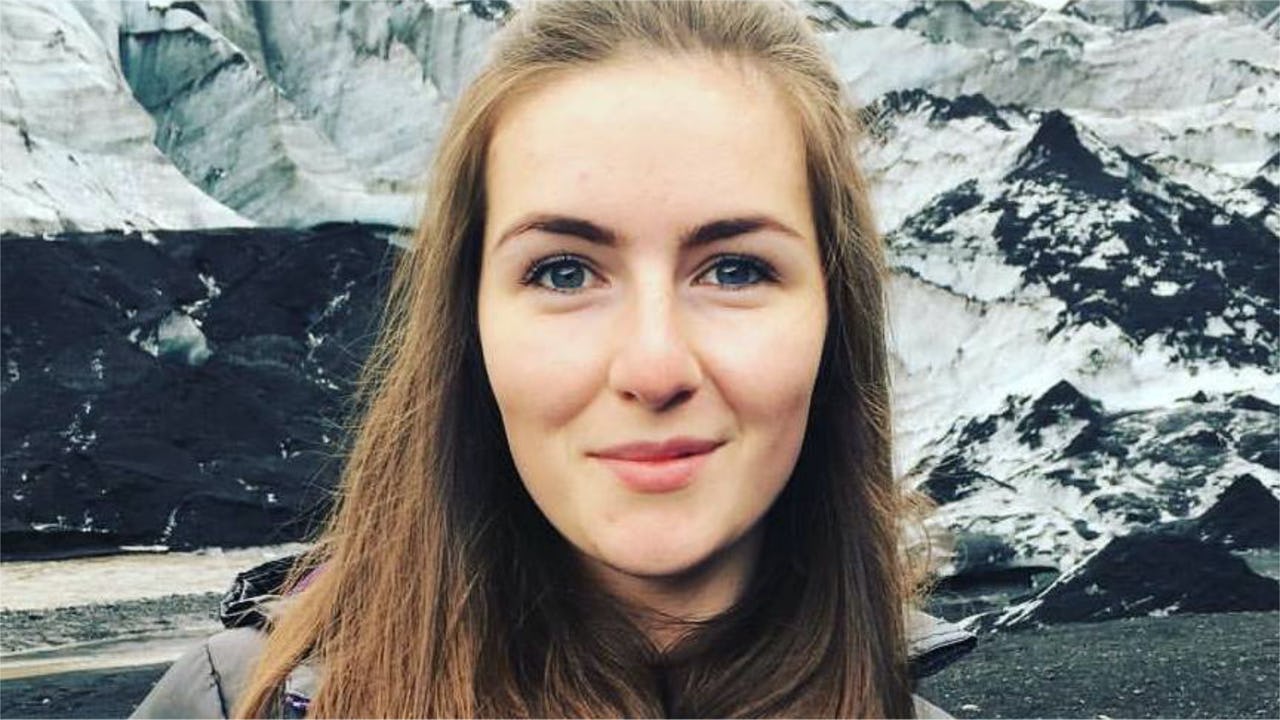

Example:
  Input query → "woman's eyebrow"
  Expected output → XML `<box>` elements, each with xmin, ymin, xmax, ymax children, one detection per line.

<box><xmin>495</xmin><ymin>213</ymin><xmax>804</xmax><ymax>248</ymax></box>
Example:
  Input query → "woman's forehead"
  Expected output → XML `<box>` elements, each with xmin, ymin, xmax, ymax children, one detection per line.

<box><xmin>483</xmin><ymin>54</ymin><xmax>812</xmax><ymax>251</ymax></box>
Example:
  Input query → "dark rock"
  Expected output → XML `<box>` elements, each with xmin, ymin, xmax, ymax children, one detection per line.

<box><xmin>986</xmin><ymin>111</ymin><xmax>1278</xmax><ymax>368</ymax></box>
<box><xmin>1146</xmin><ymin>414</ymin><xmax>1234</xmax><ymax>472</ymax></box>
<box><xmin>890</xmin><ymin>0</ymin><xmax>1029</xmax><ymax>47</ymax></box>
<box><xmin>1043</xmin><ymin>467</ymin><xmax>1100</xmax><ymax>495</ymax></box>
<box><xmin>1088</xmin><ymin>492</ymin><xmax>1162</xmax><ymax>525</ymax></box>
<box><xmin>957</xmin><ymin>414</ymin><xmax>1000</xmax><ymax>446</ymax></box>
<box><xmin>1181</xmin><ymin>428</ymin><xmax>1227</xmax><ymax>449</ymax></box>
<box><xmin>891</xmin><ymin>3</ymin><xmax>933</xmax><ymax>29</ymax></box>
<box><xmin>1263</xmin><ymin>151</ymin><xmax>1280</xmax><ymax>174</ymax></box>
<box><xmin>998</xmin><ymin>531</ymin><xmax>1279</xmax><ymax>627</ymax></box>
<box><xmin>873</xmin><ymin>89</ymin><xmax>1016</xmax><ymax>132</ymax></box>
<box><xmin>1230</xmin><ymin>393</ymin><xmax>1279</xmax><ymax>414</ymax></box>
<box><xmin>456</xmin><ymin>0</ymin><xmax>512</xmax><ymax>22</ymax></box>
<box><xmin>1061</xmin><ymin>423</ymin><xmax>1106</xmax><ymax>459</ymax></box>
<box><xmin>168</xmin><ymin>1</ymin><xmax>208</xmax><ymax>22</ymax></box>
<box><xmin>1188</xmin><ymin>474</ymin><xmax>1279</xmax><ymax>550</ymax></box>
<box><xmin>806</xmin><ymin>0</ymin><xmax>875</xmax><ymax>30</ymax></box>
<box><xmin>1016</xmin><ymin>380</ymin><xmax>1101</xmax><ymax>449</ymax></box>
<box><xmin>896</xmin><ymin>180</ymin><xmax>987</xmax><ymax>246</ymax></box>
<box><xmin>1072</xmin><ymin>519</ymin><xmax>1100</xmax><ymax>541</ymax></box>
<box><xmin>0</xmin><ymin>225</ymin><xmax>395</xmax><ymax>559</ymax></box>
<box><xmin>1062</xmin><ymin>0</ymin><xmax>1213</xmax><ymax>31</ymax></box>
<box><xmin>1236</xmin><ymin>432</ymin><xmax>1279</xmax><ymax>470</ymax></box>
<box><xmin>922</xmin><ymin>453</ymin><xmax>998</xmax><ymax>503</ymax></box>
<box><xmin>1010</xmin><ymin>111</ymin><xmax>1121</xmax><ymax>197</ymax></box>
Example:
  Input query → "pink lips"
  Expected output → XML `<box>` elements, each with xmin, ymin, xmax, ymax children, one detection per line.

<box><xmin>589</xmin><ymin>437</ymin><xmax>723</xmax><ymax>493</ymax></box>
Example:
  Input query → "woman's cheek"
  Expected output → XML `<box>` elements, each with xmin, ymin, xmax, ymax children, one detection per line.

<box><xmin>701</xmin><ymin>300</ymin><xmax>826</xmax><ymax>416</ymax></box>
<box><xmin>486</xmin><ymin>303</ymin><xmax>611</xmax><ymax>425</ymax></box>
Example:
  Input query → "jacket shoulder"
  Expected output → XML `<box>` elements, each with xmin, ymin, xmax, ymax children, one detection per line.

<box><xmin>906</xmin><ymin>609</ymin><xmax>976</xmax><ymax>680</ymax></box>
<box><xmin>913</xmin><ymin>693</ymin><xmax>954</xmax><ymax>719</ymax></box>
<box><xmin>131</xmin><ymin>627</ymin><xmax>267</xmax><ymax>719</ymax></box>
<box><xmin>906</xmin><ymin>610</ymin><xmax>975</xmax><ymax>720</ymax></box>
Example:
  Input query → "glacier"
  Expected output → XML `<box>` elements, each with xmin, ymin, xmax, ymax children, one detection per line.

<box><xmin>1</xmin><ymin>0</ymin><xmax>1276</xmax><ymax>611</ymax></box>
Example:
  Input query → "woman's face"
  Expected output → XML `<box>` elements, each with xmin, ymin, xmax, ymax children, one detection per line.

<box><xmin>478</xmin><ymin>54</ymin><xmax>827</xmax><ymax>589</ymax></box>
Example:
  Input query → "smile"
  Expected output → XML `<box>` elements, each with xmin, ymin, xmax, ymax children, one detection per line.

<box><xmin>589</xmin><ymin>437</ymin><xmax>724</xmax><ymax>494</ymax></box>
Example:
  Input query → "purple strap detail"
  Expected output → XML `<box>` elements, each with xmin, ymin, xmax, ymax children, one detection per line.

<box><xmin>282</xmin><ymin>691</ymin><xmax>311</xmax><ymax>718</ymax></box>
<box><xmin>289</xmin><ymin>563</ymin><xmax>324</xmax><ymax>595</ymax></box>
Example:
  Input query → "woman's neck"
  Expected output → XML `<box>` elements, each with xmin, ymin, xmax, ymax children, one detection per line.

<box><xmin>580</xmin><ymin>525</ymin><xmax>764</xmax><ymax>651</ymax></box>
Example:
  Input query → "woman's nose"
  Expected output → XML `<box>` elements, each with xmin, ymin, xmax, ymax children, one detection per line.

<box><xmin>606</xmin><ymin>289</ymin><xmax>703</xmax><ymax>412</ymax></box>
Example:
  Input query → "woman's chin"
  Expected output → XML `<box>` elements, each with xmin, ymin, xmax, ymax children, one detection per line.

<box><xmin>585</xmin><ymin>529</ymin><xmax>725</xmax><ymax>583</ymax></box>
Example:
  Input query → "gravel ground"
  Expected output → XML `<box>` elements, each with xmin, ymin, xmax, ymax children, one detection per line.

<box><xmin>1</xmin><ymin>665</ymin><xmax>163</xmax><ymax>719</ymax></box>
<box><xmin>0</xmin><ymin>593</ymin><xmax>223</xmax><ymax>654</ymax></box>
<box><xmin>919</xmin><ymin>610</ymin><xmax>1280</xmax><ymax>719</ymax></box>
<box><xmin>1</xmin><ymin>603</ymin><xmax>1276</xmax><ymax>719</ymax></box>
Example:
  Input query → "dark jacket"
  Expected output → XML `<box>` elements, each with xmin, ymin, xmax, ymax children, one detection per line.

<box><xmin>132</xmin><ymin>560</ymin><xmax>976</xmax><ymax>718</ymax></box>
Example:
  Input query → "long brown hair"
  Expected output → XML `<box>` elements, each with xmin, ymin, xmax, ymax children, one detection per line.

<box><xmin>236</xmin><ymin>1</ymin><xmax>920</xmax><ymax>716</ymax></box>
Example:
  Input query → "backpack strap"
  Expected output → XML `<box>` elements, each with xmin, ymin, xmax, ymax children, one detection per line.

<box><xmin>217</xmin><ymin>555</ymin><xmax>321</xmax><ymax>717</ymax></box>
<box><xmin>218</xmin><ymin>554</ymin><xmax>302</xmax><ymax>629</ymax></box>
<box><xmin>281</xmin><ymin>661</ymin><xmax>319</xmax><ymax>718</ymax></box>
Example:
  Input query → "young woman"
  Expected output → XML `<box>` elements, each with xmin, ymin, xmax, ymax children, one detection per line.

<box><xmin>133</xmin><ymin>1</ymin><xmax>974</xmax><ymax>717</ymax></box>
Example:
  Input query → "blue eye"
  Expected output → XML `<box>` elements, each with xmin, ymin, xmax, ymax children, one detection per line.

<box><xmin>523</xmin><ymin>255</ymin><xmax>595</xmax><ymax>293</ymax></box>
<box><xmin>701</xmin><ymin>255</ymin><xmax>776</xmax><ymax>289</ymax></box>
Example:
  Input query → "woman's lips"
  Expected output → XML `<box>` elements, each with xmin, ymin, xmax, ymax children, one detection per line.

<box><xmin>589</xmin><ymin>438</ymin><xmax>723</xmax><ymax>493</ymax></box>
